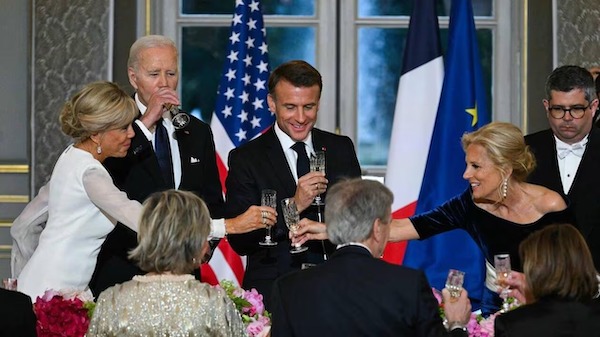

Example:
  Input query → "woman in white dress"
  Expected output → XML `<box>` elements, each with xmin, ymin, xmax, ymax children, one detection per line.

<box><xmin>14</xmin><ymin>81</ymin><xmax>277</xmax><ymax>300</ymax></box>
<box><xmin>17</xmin><ymin>81</ymin><xmax>141</xmax><ymax>299</ymax></box>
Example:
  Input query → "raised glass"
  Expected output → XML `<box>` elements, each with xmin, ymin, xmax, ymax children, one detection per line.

<box><xmin>494</xmin><ymin>253</ymin><xmax>512</xmax><ymax>312</ymax></box>
<box><xmin>281</xmin><ymin>197</ymin><xmax>308</xmax><ymax>254</ymax></box>
<box><xmin>445</xmin><ymin>269</ymin><xmax>465</xmax><ymax>299</ymax></box>
<box><xmin>259</xmin><ymin>189</ymin><xmax>278</xmax><ymax>247</ymax></box>
<box><xmin>310</xmin><ymin>151</ymin><xmax>326</xmax><ymax>206</ymax></box>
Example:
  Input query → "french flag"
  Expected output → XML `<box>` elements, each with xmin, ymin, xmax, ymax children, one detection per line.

<box><xmin>382</xmin><ymin>0</ymin><xmax>444</xmax><ymax>264</ymax></box>
<box><xmin>385</xmin><ymin>0</ymin><xmax>490</xmax><ymax>310</ymax></box>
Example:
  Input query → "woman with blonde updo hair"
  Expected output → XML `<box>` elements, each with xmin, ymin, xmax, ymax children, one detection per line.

<box><xmin>12</xmin><ymin>81</ymin><xmax>277</xmax><ymax>300</ymax></box>
<box><xmin>393</xmin><ymin>121</ymin><xmax>575</xmax><ymax>315</ymax></box>
<box><xmin>296</xmin><ymin>122</ymin><xmax>576</xmax><ymax>317</ymax></box>
<box><xmin>16</xmin><ymin>81</ymin><xmax>143</xmax><ymax>300</ymax></box>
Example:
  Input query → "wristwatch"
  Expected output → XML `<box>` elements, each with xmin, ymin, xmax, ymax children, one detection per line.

<box><xmin>447</xmin><ymin>321</ymin><xmax>468</xmax><ymax>332</ymax></box>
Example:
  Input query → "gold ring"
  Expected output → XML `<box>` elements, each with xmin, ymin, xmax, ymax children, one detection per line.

<box><xmin>261</xmin><ymin>210</ymin><xmax>267</xmax><ymax>218</ymax></box>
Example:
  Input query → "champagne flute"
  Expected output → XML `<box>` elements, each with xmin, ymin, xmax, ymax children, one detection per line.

<box><xmin>258</xmin><ymin>189</ymin><xmax>277</xmax><ymax>247</ymax></box>
<box><xmin>164</xmin><ymin>103</ymin><xmax>190</xmax><ymax>130</ymax></box>
<box><xmin>281</xmin><ymin>197</ymin><xmax>308</xmax><ymax>254</ymax></box>
<box><xmin>310</xmin><ymin>151</ymin><xmax>326</xmax><ymax>207</ymax></box>
<box><xmin>445</xmin><ymin>269</ymin><xmax>465</xmax><ymax>299</ymax></box>
<box><xmin>494</xmin><ymin>253</ymin><xmax>512</xmax><ymax>312</ymax></box>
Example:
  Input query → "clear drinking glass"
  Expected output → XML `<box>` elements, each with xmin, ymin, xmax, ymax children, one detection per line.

<box><xmin>281</xmin><ymin>197</ymin><xmax>308</xmax><ymax>253</ymax></box>
<box><xmin>309</xmin><ymin>151</ymin><xmax>326</xmax><ymax>206</ymax></box>
<box><xmin>445</xmin><ymin>269</ymin><xmax>465</xmax><ymax>299</ymax></box>
<box><xmin>2</xmin><ymin>278</ymin><xmax>17</xmax><ymax>291</ymax></box>
<box><xmin>258</xmin><ymin>189</ymin><xmax>278</xmax><ymax>246</ymax></box>
<box><xmin>494</xmin><ymin>253</ymin><xmax>512</xmax><ymax>312</ymax></box>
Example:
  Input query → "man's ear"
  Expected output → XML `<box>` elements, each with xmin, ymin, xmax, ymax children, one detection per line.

<box><xmin>267</xmin><ymin>94</ymin><xmax>276</xmax><ymax>113</ymax></box>
<box><xmin>128</xmin><ymin>67</ymin><xmax>138</xmax><ymax>90</ymax></box>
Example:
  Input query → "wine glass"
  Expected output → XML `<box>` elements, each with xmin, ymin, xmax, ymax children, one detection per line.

<box><xmin>445</xmin><ymin>269</ymin><xmax>465</xmax><ymax>299</ymax></box>
<box><xmin>310</xmin><ymin>151</ymin><xmax>326</xmax><ymax>207</ymax></box>
<box><xmin>165</xmin><ymin>104</ymin><xmax>190</xmax><ymax>130</ymax></box>
<box><xmin>281</xmin><ymin>197</ymin><xmax>308</xmax><ymax>254</ymax></box>
<box><xmin>2</xmin><ymin>278</ymin><xmax>17</xmax><ymax>291</ymax></box>
<box><xmin>494</xmin><ymin>253</ymin><xmax>512</xmax><ymax>312</ymax></box>
<box><xmin>258</xmin><ymin>189</ymin><xmax>277</xmax><ymax>247</ymax></box>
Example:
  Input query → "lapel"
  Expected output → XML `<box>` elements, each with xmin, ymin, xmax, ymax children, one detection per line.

<box><xmin>263</xmin><ymin>127</ymin><xmax>297</xmax><ymax>197</ymax></box>
<box><xmin>569</xmin><ymin>128</ymin><xmax>600</xmax><ymax>195</ymax></box>
<box><xmin>538</xmin><ymin>130</ymin><xmax>564</xmax><ymax>194</ymax></box>
<box><xmin>174</xmin><ymin>127</ymin><xmax>192</xmax><ymax>186</ymax></box>
<box><xmin>131</xmin><ymin>121</ymin><xmax>165</xmax><ymax>187</ymax></box>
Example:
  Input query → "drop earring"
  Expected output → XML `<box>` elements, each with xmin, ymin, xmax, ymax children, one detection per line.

<box><xmin>502</xmin><ymin>178</ymin><xmax>508</xmax><ymax>199</ymax></box>
<box><xmin>96</xmin><ymin>145</ymin><xmax>102</xmax><ymax>154</ymax></box>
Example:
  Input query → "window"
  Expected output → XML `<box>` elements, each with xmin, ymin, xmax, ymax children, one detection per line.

<box><xmin>159</xmin><ymin>0</ymin><xmax>512</xmax><ymax>172</ymax></box>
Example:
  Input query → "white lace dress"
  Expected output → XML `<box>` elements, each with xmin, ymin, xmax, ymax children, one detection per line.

<box><xmin>16</xmin><ymin>145</ymin><xmax>141</xmax><ymax>299</ymax></box>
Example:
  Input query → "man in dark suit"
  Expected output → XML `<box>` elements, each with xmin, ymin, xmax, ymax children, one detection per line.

<box><xmin>89</xmin><ymin>35</ymin><xmax>274</xmax><ymax>296</ymax></box>
<box><xmin>270</xmin><ymin>179</ymin><xmax>471</xmax><ymax>337</ymax></box>
<box><xmin>525</xmin><ymin>65</ymin><xmax>600</xmax><ymax>270</ymax></box>
<box><xmin>0</xmin><ymin>288</ymin><xmax>37</xmax><ymax>337</ymax></box>
<box><xmin>225</xmin><ymin>60</ymin><xmax>362</xmax><ymax>308</ymax></box>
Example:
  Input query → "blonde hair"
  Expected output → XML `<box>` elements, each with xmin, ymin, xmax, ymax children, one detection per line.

<box><xmin>462</xmin><ymin>122</ymin><xmax>536</xmax><ymax>182</ymax></box>
<box><xmin>129</xmin><ymin>190</ymin><xmax>211</xmax><ymax>274</ymax></box>
<box><xmin>128</xmin><ymin>35</ymin><xmax>178</xmax><ymax>71</ymax></box>
<box><xmin>59</xmin><ymin>81</ymin><xmax>137</xmax><ymax>142</ymax></box>
<box><xmin>520</xmin><ymin>224</ymin><xmax>598</xmax><ymax>302</ymax></box>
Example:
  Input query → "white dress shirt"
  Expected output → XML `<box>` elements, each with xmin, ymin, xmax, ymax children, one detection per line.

<box><xmin>133</xmin><ymin>95</ymin><xmax>226</xmax><ymax>238</ymax></box>
<box><xmin>274</xmin><ymin>122</ymin><xmax>315</xmax><ymax>182</ymax></box>
<box><xmin>134</xmin><ymin>94</ymin><xmax>182</xmax><ymax>189</ymax></box>
<box><xmin>554</xmin><ymin>134</ymin><xmax>588</xmax><ymax>194</ymax></box>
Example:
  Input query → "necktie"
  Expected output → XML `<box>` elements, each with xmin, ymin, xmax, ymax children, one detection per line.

<box><xmin>292</xmin><ymin>142</ymin><xmax>310</xmax><ymax>178</ymax></box>
<box><xmin>155</xmin><ymin>119</ymin><xmax>175</xmax><ymax>188</ymax></box>
<box><xmin>557</xmin><ymin>143</ymin><xmax>585</xmax><ymax>159</ymax></box>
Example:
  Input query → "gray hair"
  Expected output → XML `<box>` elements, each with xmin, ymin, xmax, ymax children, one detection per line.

<box><xmin>129</xmin><ymin>190</ymin><xmax>211</xmax><ymax>274</ymax></box>
<box><xmin>128</xmin><ymin>35</ymin><xmax>178</xmax><ymax>70</ymax></box>
<box><xmin>545</xmin><ymin>65</ymin><xmax>597</xmax><ymax>102</ymax></box>
<box><xmin>325</xmin><ymin>178</ymin><xmax>393</xmax><ymax>245</ymax></box>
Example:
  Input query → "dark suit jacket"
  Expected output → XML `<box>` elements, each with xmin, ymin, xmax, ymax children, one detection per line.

<box><xmin>0</xmin><ymin>289</ymin><xmax>37</xmax><ymax>337</ymax></box>
<box><xmin>89</xmin><ymin>115</ymin><xmax>224</xmax><ymax>296</ymax></box>
<box><xmin>494</xmin><ymin>297</ymin><xmax>600</xmax><ymax>337</ymax></box>
<box><xmin>270</xmin><ymin>245</ymin><xmax>467</xmax><ymax>337</ymax></box>
<box><xmin>225</xmin><ymin>127</ymin><xmax>362</xmax><ymax>307</ymax></box>
<box><xmin>525</xmin><ymin>128</ymin><xmax>600</xmax><ymax>270</ymax></box>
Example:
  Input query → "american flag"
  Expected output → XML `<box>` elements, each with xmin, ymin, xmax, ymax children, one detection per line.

<box><xmin>203</xmin><ymin>0</ymin><xmax>273</xmax><ymax>287</ymax></box>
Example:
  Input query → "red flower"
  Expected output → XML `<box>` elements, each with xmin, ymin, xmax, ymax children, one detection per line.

<box><xmin>34</xmin><ymin>294</ymin><xmax>91</xmax><ymax>337</ymax></box>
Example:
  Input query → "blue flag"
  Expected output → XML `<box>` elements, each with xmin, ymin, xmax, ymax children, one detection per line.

<box><xmin>402</xmin><ymin>0</ymin><xmax>490</xmax><ymax>309</ymax></box>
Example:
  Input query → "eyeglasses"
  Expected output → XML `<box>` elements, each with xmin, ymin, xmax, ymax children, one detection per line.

<box><xmin>548</xmin><ymin>104</ymin><xmax>590</xmax><ymax>119</ymax></box>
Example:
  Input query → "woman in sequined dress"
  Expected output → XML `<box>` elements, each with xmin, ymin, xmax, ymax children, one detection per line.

<box><xmin>87</xmin><ymin>190</ymin><xmax>246</xmax><ymax>336</ymax></box>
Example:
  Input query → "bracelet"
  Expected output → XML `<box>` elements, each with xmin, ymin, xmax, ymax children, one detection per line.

<box><xmin>224</xmin><ymin>219</ymin><xmax>229</xmax><ymax>236</ymax></box>
<box><xmin>447</xmin><ymin>321</ymin><xmax>467</xmax><ymax>332</ymax></box>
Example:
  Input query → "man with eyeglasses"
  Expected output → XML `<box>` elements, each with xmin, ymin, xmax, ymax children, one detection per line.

<box><xmin>525</xmin><ymin>65</ymin><xmax>600</xmax><ymax>270</ymax></box>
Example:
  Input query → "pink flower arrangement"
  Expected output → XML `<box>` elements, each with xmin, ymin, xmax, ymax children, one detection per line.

<box><xmin>432</xmin><ymin>288</ymin><xmax>519</xmax><ymax>337</ymax></box>
<box><xmin>217</xmin><ymin>280</ymin><xmax>271</xmax><ymax>337</ymax></box>
<box><xmin>33</xmin><ymin>289</ymin><xmax>96</xmax><ymax>337</ymax></box>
